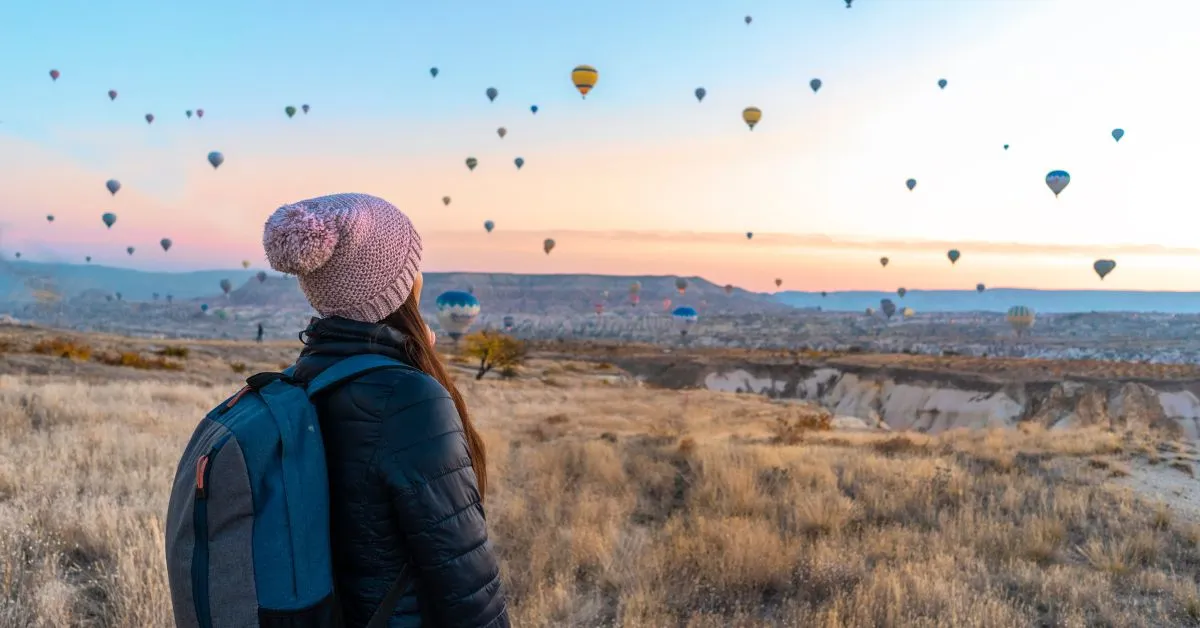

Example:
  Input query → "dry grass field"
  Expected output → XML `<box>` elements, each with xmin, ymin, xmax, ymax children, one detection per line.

<box><xmin>4</xmin><ymin>326</ymin><xmax>1200</xmax><ymax>626</ymax></box>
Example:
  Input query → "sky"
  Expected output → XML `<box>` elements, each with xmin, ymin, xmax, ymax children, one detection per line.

<box><xmin>1</xmin><ymin>0</ymin><xmax>1199</xmax><ymax>292</ymax></box>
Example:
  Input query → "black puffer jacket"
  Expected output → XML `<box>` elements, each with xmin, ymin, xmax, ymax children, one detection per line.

<box><xmin>292</xmin><ymin>316</ymin><xmax>509</xmax><ymax>628</ymax></box>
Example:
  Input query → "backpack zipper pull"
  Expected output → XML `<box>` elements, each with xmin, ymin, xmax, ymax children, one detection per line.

<box><xmin>196</xmin><ymin>455</ymin><xmax>210</xmax><ymax>499</ymax></box>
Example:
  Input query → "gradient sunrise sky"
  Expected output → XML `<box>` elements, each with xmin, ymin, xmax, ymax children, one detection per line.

<box><xmin>1</xmin><ymin>0</ymin><xmax>1197</xmax><ymax>292</ymax></box>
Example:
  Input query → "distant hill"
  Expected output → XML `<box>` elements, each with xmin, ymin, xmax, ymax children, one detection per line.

<box><xmin>777</xmin><ymin>289</ymin><xmax>1200</xmax><ymax>314</ymax></box>
<box><xmin>0</xmin><ymin>261</ymin><xmax>788</xmax><ymax>315</ymax></box>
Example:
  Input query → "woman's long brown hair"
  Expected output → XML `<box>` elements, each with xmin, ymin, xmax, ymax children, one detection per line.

<box><xmin>381</xmin><ymin>293</ymin><xmax>488</xmax><ymax>499</ymax></box>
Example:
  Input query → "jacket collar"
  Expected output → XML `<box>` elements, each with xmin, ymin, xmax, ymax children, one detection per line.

<box><xmin>298</xmin><ymin>316</ymin><xmax>413</xmax><ymax>363</ymax></box>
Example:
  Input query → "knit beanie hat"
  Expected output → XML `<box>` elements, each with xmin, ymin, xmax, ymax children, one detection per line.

<box><xmin>262</xmin><ymin>193</ymin><xmax>422</xmax><ymax>323</ymax></box>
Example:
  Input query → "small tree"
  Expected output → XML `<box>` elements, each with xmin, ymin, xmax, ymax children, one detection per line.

<box><xmin>462</xmin><ymin>331</ymin><xmax>527</xmax><ymax>380</ymax></box>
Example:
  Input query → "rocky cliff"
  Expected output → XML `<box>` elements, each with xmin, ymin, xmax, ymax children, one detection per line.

<box><xmin>612</xmin><ymin>355</ymin><xmax>1200</xmax><ymax>437</ymax></box>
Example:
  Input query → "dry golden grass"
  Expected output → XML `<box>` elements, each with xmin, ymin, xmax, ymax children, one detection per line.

<box><xmin>1</xmin><ymin>354</ymin><xmax>1199</xmax><ymax>628</ymax></box>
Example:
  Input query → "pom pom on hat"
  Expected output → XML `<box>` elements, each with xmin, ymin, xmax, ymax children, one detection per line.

<box><xmin>263</xmin><ymin>202</ymin><xmax>339</xmax><ymax>275</ymax></box>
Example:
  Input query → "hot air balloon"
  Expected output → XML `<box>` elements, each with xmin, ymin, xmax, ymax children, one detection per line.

<box><xmin>897</xmin><ymin>287</ymin><xmax>907</xmax><ymax>298</ymax></box>
<box><xmin>1045</xmin><ymin>170</ymin><xmax>1070</xmax><ymax>197</ymax></box>
<box><xmin>242</xmin><ymin>260</ymin><xmax>251</xmax><ymax>269</ymax></box>
<box><xmin>49</xmin><ymin>69</ymin><xmax>60</xmax><ymax>81</ymax></box>
<box><xmin>196</xmin><ymin>109</ymin><xmax>205</xmax><ymax>119</ymax></box>
<box><xmin>302</xmin><ymin>104</ymin><xmax>310</xmax><ymax>114</ymax></box>
<box><xmin>430</xmin><ymin>67</ymin><xmax>439</xmax><ymax>78</ymax></box>
<box><xmin>486</xmin><ymin>87</ymin><xmax>498</xmax><ymax>102</ymax></box>
<box><xmin>695</xmin><ymin>87</ymin><xmax>707</xmax><ymax>102</ymax></box>
<box><xmin>102</xmin><ymin>213</ymin><xmax>117</xmax><ymax>229</ymax></box>
<box><xmin>903</xmin><ymin>307</ymin><xmax>915</xmax><ymax>319</ymax></box>
<box><xmin>186</xmin><ymin>110</ymin><xmax>193</xmax><ymax>118</ymax></box>
<box><xmin>672</xmin><ymin>306</ymin><xmax>699</xmax><ymax>336</ymax></box>
<box><xmin>906</xmin><ymin>178</ymin><xmax>917</xmax><ymax>191</ymax></box>
<box><xmin>514</xmin><ymin>157</ymin><xmax>524</xmax><ymax>170</ymax></box>
<box><xmin>108</xmin><ymin>90</ymin><xmax>117</xmax><ymax>101</ymax></box>
<box><xmin>436</xmin><ymin>290</ymin><xmax>481</xmax><ymax>341</ymax></box>
<box><xmin>810</xmin><ymin>78</ymin><xmax>822</xmax><ymax>93</ymax></box>
<box><xmin>746</xmin><ymin>232</ymin><xmax>753</xmax><ymax>240</ymax></box>
<box><xmin>629</xmin><ymin>281</ymin><xmax>642</xmax><ymax>305</ymax></box>
<box><xmin>865</xmin><ymin>307</ymin><xmax>875</xmax><ymax>316</ymax></box>
<box><xmin>126</xmin><ymin>246</ymin><xmax>135</xmax><ymax>256</ymax></box>
<box><xmin>201</xmin><ymin>304</ymin><xmax>209</xmax><ymax>313</ymax></box>
<box><xmin>46</xmin><ymin>215</ymin><xmax>54</xmax><ymax>222</ymax></box>
<box><xmin>723</xmin><ymin>284</ymin><xmax>733</xmax><ymax>295</ymax></box>
<box><xmin>594</xmin><ymin>302</ymin><xmax>605</xmax><ymax>316</ymax></box>
<box><xmin>662</xmin><ymin>298</ymin><xmax>672</xmax><ymax>312</ymax></box>
<box><xmin>675</xmin><ymin>278</ymin><xmax>688</xmax><ymax>294</ymax></box>
<box><xmin>115</xmin><ymin>292</ymin><xmax>122</xmax><ymax>301</ymax></box>
<box><xmin>543</xmin><ymin>238</ymin><xmax>555</xmax><ymax>254</ymax></box>
<box><xmin>145</xmin><ymin>113</ymin><xmax>154</xmax><ymax>124</ymax></box>
<box><xmin>466</xmin><ymin>157</ymin><xmax>478</xmax><ymax>171</ymax></box>
<box><xmin>484</xmin><ymin>220</ymin><xmax>495</xmax><ymax>233</ymax></box>
<box><xmin>14</xmin><ymin>252</ymin><xmax>20</xmax><ymax>259</ymax></box>
<box><xmin>497</xmin><ymin>127</ymin><xmax>507</xmax><ymax>139</ymax></box>
<box><xmin>257</xmin><ymin>271</ymin><xmax>267</xmax><ymax>283</ymax></box>
<box><xmin>1003</xmin><ymin>144</ymin><xmax>1009</xmax><ymax>150</ymax></box>
<box><xmin>880</xmin><ymin>299</ymin><xmax>896</xmax><ymax>320</ymax></box>
<box><xmin>845</xmin><ymin>0</ymin><xmax>853</xmax><ymax>7</ymax></box>
<box><xmin>285</xmin><ymin>106</ymin><xmax>296</xmax><ymax>118</ymax></box>
<box><xmin>774</xmin><ymin>278</ymin><xmax>782</xmax><ymax>288</ymax></box>
<box><xmin>880</xmin><ymin>257</ymin><xmax>889</xmax><ymax>267</ymax></box>
<box><xmin>106</xmin><ymin>179</ymin><xmax>121</xmax><ymax>195</ymax></box>
<box><xmin>976</xmin><ymin>283</ymin><xmax>986</xmax><ymax>293</ymax></box>
<box><xmin>947</xmin><ymin>249</ymin><xmax>961</xmax><ymax>264</ymax></box>
<box><xmin>937</xmin><ymin>79</ymin><xmax>948</xmax><ymax>89</ymax></box>
<box><xmin>1112</xmin><ymin>128</ymin><xmax>1124</xmax><ymax>142</ymax></box>
<box><xmin>1093</xmin><ymin>259</ymin><xmax>1117</xmax><ymax>280</ymax></box>
<box><xmin>442</xmin><ymin>196</ymin><xmax>451</xmax><ymax>206</ymax></box>
<box><xmin>85</xmin><ymin>256</ymin><xmax>91</xmax><ymax>263</ymax></box>
<box><xmin>220</xmin><ymin>279</ymin><xmax>232</xmax><ymax>295</ymax></box>
<box><xmin>160</xmin><ymin>238</ymin><xmax>172</xmax><ymax>252</ymax></box>
<box><xmin>744</xmin><ymin>15</ymin><xmax>752</xmax><ymax>25</ymax></box>
<box><xmin>207</xmin><ymin>151</ymin><xmax>224</xmax><ymax>169</ymax></box>
<box><xmin>572</xmin><ymin>65</ymin><xmax>598</xmax><ymax>98</ymax></box>
<box><xmin>503</xmin><ymin>315</ymin><xmax>515</xmax><ymax>331</ymax></box>
<box><xmin>742</xmin><ymin>107</ymin><xmax>762</xmax><ymax>130</ymax></box>
<box><xmin>530</xmin><ymin>105</ymin><xmax>538</xmax><ymax>114</ymax></box>
<box><xmin>1007</xmin><ymin>306</ymin><xmax>1035</xmax><ymax>336</ymax></box>
<box><xmin>821</xmin><ymin>291</ymin><xmax>828</xmax><ymax>298</ymax></box>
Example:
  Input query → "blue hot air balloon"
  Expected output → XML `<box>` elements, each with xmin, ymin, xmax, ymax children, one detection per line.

<box><xmin>1093</xmin><ymin>259</ymin><xmax>1117</xmax><ymax>280</ymax></box>
<box><xmin>906</xmin><ymin>178</ymin><xmax>917</xmax><ymax>191</ymax></box>
<box><xmin>1045</xmin><ymin>170</ymin><xmax>1071</xmax><ymax>197</ymax></box>
<box><xmin>937</xmin><ymin>78</ymin><xmax>948</xmax><ymax>89</ymax></box>
<box><xmin>530</xmin><ymin>105</ymin><xmax>538</xmax><ymax>114</ymax></box>
<box><xmin>880</xmin><ymin>298</ymin><xmax>897</xmax><ymax>320</ymax></box>
<box><xmin>1112</xmin><ymin>128</ymin><xmax>1124</xmax><ymax>142</ymax></box>
<box><xmin>486</xmin><ymin>87</ymin><xmax>498</xmax><ymax>102</ymax></box>
<box><xmin>484</xmin><ymin>220</ymin><xmax>495</xmax><ymax>233</ymax></box>
<box><xmin>503</xmin><ymin>315</ymin><xmax>515</xmax><ymax>331</ymax></box>
<box><xmin>436</xmin><ymin>290</ymin><xmax>481</xmax><ymax>342</ymax></box>
<box><xmin>201</xmin><ymin>303</ymin><xmax>209</xmax><ymax>313</ymax></box>
<box><xmin>102</xmin><ymin>212</ymin><xmax>117</xmax><ymax>229</ymax></box>
<box><xmin>429</xmin><ymin>67</ymin><xmax>439</xmax><ymax>78</ymax></box>
<box><xmin>810</xmin><ymin>78</ymin><xmax>822</xmax><ymax>93</ymax></box>
<box><xmin>947</xmin><ymin>249</ymin><xmax>960</xmax><ymax>264</ymax></box>
<box><xmin>106</xmin><ymin>179</ymin><xmax>121</xmax><ymax>195</ymax></box>
<box><xmin>746</xmin><ymin>232</ymin><xmax>753</xmax><ymax>240</ymax></box>
<box><xmin>671</xmin><ymin>306</ymin><xmax>699</xmax><ymax>337</ymax></box>
<box><xmin>694</xmin><ymin>87</ymin><xmax>706</xmax><ymax>102</ymax></box>
<box><xmin>514</xmin><ymin>157</ymin><xmax>524</xmax><ymax>170</ymax></box>
<box><xmin>207</xmin><ymin>151</ymin><xmax>224</xmax><ymax>169</ymax></box>
<box><xmin>1003</xmin><ymin>144</ymin><xmax>1009</xmax><ymax>150</ymax></box>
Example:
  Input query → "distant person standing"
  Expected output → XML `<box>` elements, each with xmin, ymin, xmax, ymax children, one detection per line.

<box><xmin>256</xmin><ymin>322</ymin><xmax>264</xmax><ymax>343</ymax></box>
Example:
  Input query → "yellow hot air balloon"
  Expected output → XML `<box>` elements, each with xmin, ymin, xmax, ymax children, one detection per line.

<box><xmin>742</xmin><ymin>107</ymin><xmax>762</xmax><ymax>130</ymax></box>
<box><xmin>241</xmin><ymin>260</ymin><xmax>251</xmax><ymax>269</ymax></box>
<box><xmin>572</xmin><ymin>65</ymin><xmax>598</xmax><ymax>99</ymax></box>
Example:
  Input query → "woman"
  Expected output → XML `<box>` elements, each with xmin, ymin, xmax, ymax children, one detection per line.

<box><xmin>263</xmin><ymin>193</ymin><xmax>509</xmax><ymax>628</ymax></box>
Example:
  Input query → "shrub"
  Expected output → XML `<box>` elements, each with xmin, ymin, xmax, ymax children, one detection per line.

<box><xmin>96</xmin><ymin>351</ymin><xmax>183</xmax><ymax>371</ymax></box>
<box><xmin>545</xmin><ymin>413</ymin><xmax>569</xmax><ymax>426</ymax></box>
<box><xmin>157</xmin><ymin>346</ymin><xmax>190</xmax><ymax>359</ymax></box>
<box><xmin>32</xmin><ymin>337</ymin><xmax>92</xmax><ymax>361</ymax></box>
<box><xmin>229</xmin><ymin>362</ymin><xmax>248</xmax><ymax>374</ymax></box>
<box><xmin>499</xmin><ymin>365</ymin><xmax>519</xmax><ymax>379</ymax></box>
<box><xmin>770</xmin><ymin>407</ymin><xmax>833</xmax><ymax>445</ymax></box>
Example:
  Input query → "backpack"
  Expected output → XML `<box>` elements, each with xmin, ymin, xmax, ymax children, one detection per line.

<box><xmin>165</xmin><ymin>354</ymin><xmax>412</xmax><ymax>628</ymax></box>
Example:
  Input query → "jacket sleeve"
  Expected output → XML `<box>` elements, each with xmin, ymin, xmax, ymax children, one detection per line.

<box><xmin>373</xmin><ymin>390</ymin><xmax>509</xmax><ymax>628</ymax></box>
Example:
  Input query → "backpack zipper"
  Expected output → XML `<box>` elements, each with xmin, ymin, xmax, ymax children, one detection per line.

<box><xmin>192</xmin><ymin>435</ymin><xmax>230</xmax><ymax>628</ymax></box>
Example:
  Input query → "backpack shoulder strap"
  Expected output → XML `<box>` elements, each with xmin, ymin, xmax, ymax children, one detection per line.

<box><xmin>365</xmin><ymin>565</ymin><xmax>413</xmax><ymax>628</ymax></box>
<box><xmin>305</xmin><ymin>354</ymin><xmax>409</xmax><ymax>398</ymax></box>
